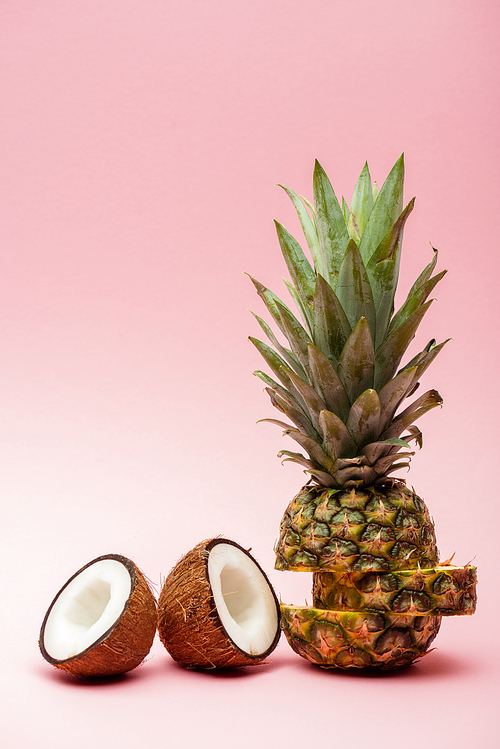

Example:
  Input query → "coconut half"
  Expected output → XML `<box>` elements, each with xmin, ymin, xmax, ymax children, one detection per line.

<box><xmin>157</xmin><ymin>538</ymin><xmax>281</xmax><ymax>668</ymax></box>
<box><xmin>39</xmin><ymin>554</ymin><xmax>157</xmax><ymax>678</ymax></box>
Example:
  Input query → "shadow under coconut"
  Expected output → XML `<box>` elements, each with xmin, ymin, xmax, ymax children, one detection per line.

<box><xmin>164</xmin><ymin>655</ymin><xmax>285</xmax><ymax>680</ymax></box>
<box><xmin>40</xmin><ymin>659</ymin><xmax>152</xmax><ymax>688</ymax></box>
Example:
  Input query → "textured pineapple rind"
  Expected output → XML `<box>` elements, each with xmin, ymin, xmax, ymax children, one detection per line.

<box><xmin>280</xmin><ymin>604</ymin><xmax>442</xmax><ymax>670</ymax></box>
<box><xmin>275</xmin><ymin>482</ymin><xmax>439</xmax><ymax>572</ymax></box>
<box><xmin>312</xmin><ymin>565</ymin><xmax>477</xmax><ymax>615</ymax></box>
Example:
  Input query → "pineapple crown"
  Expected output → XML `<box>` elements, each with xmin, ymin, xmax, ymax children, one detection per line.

<box><xmin>249</xmin><ymin>155</ymin><xmax>448</xmax><ymax>489</ymax></box>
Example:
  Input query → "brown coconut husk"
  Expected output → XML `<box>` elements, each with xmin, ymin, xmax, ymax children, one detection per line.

<box><xmin>39</xmin><ymin>554</ymin><xmax>157</xmax><ymax>678</ymax></box>
<box><xmin>157</xmin><ymin>538</ymin><xmax>281</xmax><ymax>669</ymax></box>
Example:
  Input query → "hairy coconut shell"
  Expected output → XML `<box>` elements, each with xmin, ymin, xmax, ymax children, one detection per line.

<box><xmin>157</xmin><ymin>538</ymin><xmax>281</xmax><ymax>669</ymax></box>
<box><xmin>39</xmin><ymin>554</ymin><xmax>157</xmax><ymax>678</ymax></box>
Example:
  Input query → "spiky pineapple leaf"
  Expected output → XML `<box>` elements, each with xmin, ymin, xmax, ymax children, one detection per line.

<box><xmin>266</xmin><ymin>388</ymin><xmax>321</xmax><ymax>442</ymax></box>
<box><xmin>312</xmin><ymin>273</ymin><xmax>352</xmax><ymax>364</ymax></box>
<box><xmin>374</xmin><ymin>300</ymin><xmax>433</xmax><ymax>390</ymax></box>
<box><xmin>337</xmin><ymin>317</ymin><xmax>375</xmax><ymax>403</ymax></box>
<box><xmin>342</xmin><ymin>196</ymin><xmax>350</xmax><ymax>225</ymax></box>
<box><xmin>274</xmin><ymin>221</ymin><xmax>315</xmax><ymax>328</ymax></box>
<box><xmin>336</xmin><ymin>239</ymin><xmax>376</xmax><ymax>338</ymax></box>
<box><xmin>359</xmin><ymin>154</ymin><xmax>405</xmax><ymax>265</ymax></box>
<box><xmin>249</xmin><ymin>337</ymin><xmax>307</xmax><ymax>407</ymax></box>
<box><xmin>254</xmin><ymin>370</ymin><xmax>303</xmax><ymax>411</ymax></box>
<box><xmin>278</xmin><ymin>450</ymin><xmax>321</xmax><ymax>472</ymax></box>
<box><xmin>350</xmin><ymin>162</ymin><xmax>373</xmax><ymax>238</ymax></box>
<box><xmin>247</xmin><ymin>275</ymin><xmax>288</xmax><ymax>338</ymax></box>
<box><xmin>319</xmin><ymin>409</ymin><xmax>358</xmax><ymax>461</ymax></box>
<box><xmin>411</xmin><ymin>338</ymin><xmax>450</xmax><ymax>382</ymax></box>
<box><xmin>278</xmin><ymin>185</ymin><xmax>325</xmax><ymax>277</ymax></box>
<box><xmin>407</xmin><ymin>247</ymin><xmax>439</xmax><ymax>300</ymax></box>
<box><xmin>307</xmin><ymin>344</ymin><xmax>350</xmax><ymax>421</ymax></box>
<box><xmin>381</xmin><ymin>389</ymin><xmax>443</xmax><ymax>440</ymax></box>
<box><xmin>274</xmin><ymin>297</ymin><xmax>312</xmax><ymax>378</ymax></box>
<box><xmin>313</xmin><ymin>160</ymin><xmax>350</xmax><ymax>284</ymax></box>
<box><xmin>378</xmin><ymin>366</ymin><xmax>418</xmax><ymax>433</ymax></box>
<box><xmin>283</xmin><ymin>279</ymin><xmax>313</xmax><ymax>339</ymax></box>
<box><xmin>389</xmin><ymin>269</ymin><xmax>446</xmax><ymax>335</ymax></box>
<box><xmin>283</xmin><ymin>428</ymin><xmax>335</xmax><ymax>472</ymax></box>
<box><xmin>308</xmin><ymin>469</ymin><xmax>338</xmax><ymax>488</ymax></box>
<box><xmin>366</xmin><ymin>198</ymin><xmax>415</xmax><ymax>346</ymax></box>
<box><xmin>362</xmin><ymin>437</ymin><xmax>412</xmax><ymax>465</ymax></box>
<box><xmin>250</xmin><ymin>312</ymin><xmax>308</xmax><ymax>379</ymax></box>
<box><xmin>334</xmin><ymin>465</ymin><xmax>379</xmax><ymax>486</ymax></box>
<box><xmin>346</xmin><ymin>388</ymin><xmax>381</xmax><ymax>448</ymax></box>
<box><xmin>286</xmin><ymin>369</ymin><xmax>328</xmax><ymax>434</ymax></box>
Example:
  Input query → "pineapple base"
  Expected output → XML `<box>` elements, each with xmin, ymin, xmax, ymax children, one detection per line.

<box><xmin>280</xmin><ymin>604</ymin><xmax>442</xmax><ymax>670</ymax></box>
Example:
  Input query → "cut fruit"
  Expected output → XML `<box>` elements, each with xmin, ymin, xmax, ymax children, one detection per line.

<box><xmin>312</xmin><ymin>565</ymin><xmax>477</xmax><ymax>615</ymax></box>
<box><xmin>280</xmin><ymin>604</ymin><xmax>442</xmax><ymax>670</ymax></box>
<box><xmin>39</xmin><ymin>554</ymin><xmax>157</xmax><ymax>678</ymax></box>
<box><xmin>157</xmin><ymin>538</ymin><xmax>281</xmax><ymax>668</ymax></box>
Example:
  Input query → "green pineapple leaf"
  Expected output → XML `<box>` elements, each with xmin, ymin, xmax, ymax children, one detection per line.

<box><xmin>346</xmin><ymin>388</ymin><xmax>381</xmax><ymax>448</ymax></box>
<box><xmin>359</xmin><ymin>154</ymin><xmax>405</xmax><ymax>265</ymax></box>
<box><xmin>378</xmin><ymin>366</ymin><xmax>418</xmax><ymax>433</ymax></box>
<box><xmin>336</xmin><ymin>238</ymin><xmax>376</xmax><ymax>338</ymax></box>
<box><xmin>277</xmin><ymin>450</ymin><xmax>322</xmax><ymax>472</ymax></box>
<box><xmin>366</xmin><ymin>198</ymin><xmax>415</xmax><ymax>346</ymax></box>
<box><xmin>350</xmin><ymin>161</ymin><xmax>373</xmax><ymax>238</ymax></box>
<box><xmin>283</xmin><ymin>279</ymin><xmax>313</xmax><ymax>339</ymax></box>
<box><xmin>337</xmin><ymin>317</ymin><xmax>375</xmax><ymax>403</ymax></box>
<box><xmin>312</xmin><ymin>274</ymin><xmax>352</xmax><ymax>363</ymax></box>
<box><xmin>253</xmin><ymin>370</ymin><xmax>304</xmax><ymax>411</ymax></box>
<box><xmin>307</xmin><ymin>344</ymin><xmax>350</xmax><ymax>422</ymax></box>
<box><xmin>313</xmin><ymin>160</ymin><xmax>350</xmax><ymax>285</ymax></box>
<box><xmin>406</xmin><ymin>246</ymin><xmax>439</xmax><ymax>300</ymax></box>
<box><xmin>247</xmin><ymin>275</ymin><xmax>288</xmax><ymax>338</ymax></box>
<box><xmin>266</xmin><ymin>388</ymin><xmax>321</xmax><ymax>442</ymax></box>
<box><xmin>249</xmin><ymin>336</ymin><xmax>307</xmax><ymax>407</ymax></box>
<box><xmin>389</xmin><ymin>269</ymin><xmax>447</xmax><ymax>335</ymax></box>
<box><xmin>274</xmin><ymin>297</ymin><xmax>312</xmax><ymax>379</ymax></box>
<box><xmin>278</xmin><ymin>185</ymin><xmax>325</xmax><ymax>277</ymax></box>
<box><xmin>381</xmin><ymin>389</ymin><xmax>443</xmax><ymax>440</ymax></box>
<box><xmin>362</xmin><ymin>437</ymin><xmax>412</xmax><ymax>465</ymax></box>
<box><xmin>286</xmin><ymin>369</ymin><xmax>328</xmax><ymax>434</ymax></box>
<box><xmin>374</xmin><ymin>300</ymin><xmax>433</xmax><ymax>390</ymax></box>
<box><xmin>283</xmin><ymin>428</ymin><xmax>335</xmax><ymax>472</ymax></box>
<box><xmin>251</xmin><ymin>312</ymin><xmax>308</xmax><ymax>380</ymax></box>
<box><xmin>319</xmin><ymin>409</ymin><xmax>358</xmax><ymax>461</ymax></box>
<box><xmin>274</xmin><ymin>221</ymin><xmax>315</xmax><ymax>329</ymax></box>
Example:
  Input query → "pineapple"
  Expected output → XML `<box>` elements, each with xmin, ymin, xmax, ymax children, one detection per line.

<box><xmin>250</xmin><ymin>155</ymin><xmax>476</xmax><ymax>669</ymax></box>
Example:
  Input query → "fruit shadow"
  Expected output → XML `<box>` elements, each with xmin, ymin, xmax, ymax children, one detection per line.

<box><xmin>161</xmin><ymin>651</ymin><xmax>288</xmax><ymax>680</ymax></box>
<box><xmin>37</xmin><ymin>661</ymin><xmax>151</xmax><ymax>689</ymax></box>
<box><xmin>297</xmin><ymin>649</ymin><xmax>476</xmax><ymax>680</ymax></box>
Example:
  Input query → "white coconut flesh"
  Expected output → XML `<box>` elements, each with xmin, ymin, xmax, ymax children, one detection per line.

<box><xmin>207</xmin><ymin>543</ymin><xmax>278</xmax><ymax>657</ymax></box>
<box><xmin>42</xmin><ymin>559</ymin><xmax>132</xmax><ymax>661</ymax></box>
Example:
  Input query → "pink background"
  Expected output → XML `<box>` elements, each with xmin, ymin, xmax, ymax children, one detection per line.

<box><xmin>1</xmin><ymin>2</ymin><xmax>498</xmax><ymax>747</ymax></box>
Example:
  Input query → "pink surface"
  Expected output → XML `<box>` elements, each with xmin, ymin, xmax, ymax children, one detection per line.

<box><xmin>1</xmin><ymin>1</ymin><xmax>498</xmax><ymax>747</ymax></box>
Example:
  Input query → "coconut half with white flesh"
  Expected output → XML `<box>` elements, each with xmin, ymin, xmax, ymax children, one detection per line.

<box><xmin>39</xmin><ymin>554</ymin><xmax>157</xmax><ymax>678</ymax></box>
<box><xmin>157</xmin><ymin>538</ymin><xmax>281</xmax><ymax>668</ymax></box>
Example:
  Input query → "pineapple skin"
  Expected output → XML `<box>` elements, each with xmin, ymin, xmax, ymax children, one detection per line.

<box><xmin>280</xmin><ymin>606</ymin><xmax>442</xmax><ymax>670</ymax></box>
<box><xmin>275</xmin><ymin>482</ymin><xmax>439</xmax><ymax>572</ymax></box>
<box><xmin>312</xmin><ymin>564</ymin><xmax>477</xmax><ymax>615</ymax></box>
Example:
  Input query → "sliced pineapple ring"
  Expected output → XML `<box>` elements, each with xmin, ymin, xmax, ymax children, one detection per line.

<box><xmin>312</xmin><ymin>564</ymin><xmax>477</xmax><ymax>615</ymax></box>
